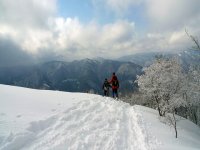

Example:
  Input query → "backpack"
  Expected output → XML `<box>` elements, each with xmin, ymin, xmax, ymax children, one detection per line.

<box><xmin>103</xmin><ymin>81</ymin><xmax>110</xmax><ymax>91</ymax></box>
<box><xmin>112</xmin><ymin>79</ymin><xmax>119</xmax><ymax>87</ymax></box>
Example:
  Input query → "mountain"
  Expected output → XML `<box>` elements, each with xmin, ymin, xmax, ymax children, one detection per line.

<box><xmin>1</xmin><ymin>84</ymin><xmax>200</xmax><ymax>149</ymax></box>
<box><xmin>0</xmin><ymin>59</ymin><xmax>142</xmax><ymax>95</ymax></box>
<box><xmin>118</xmin><ymin>52</ymin><xmax>161</xmax><ymax>67</ymax></box>
<box><xmin>178</xmin><ymin>50</ymin><xmax>200</xmax><ymax>70</ymax></box>
<box><xmin>1</xmin><ymin>50</ymin><xmax>199</xmax><ymax>95</ymax></box>
<box><xmin>118</xmin><ymin>50</ymin><xmax>200</xmax><ymax>68</ymax></box>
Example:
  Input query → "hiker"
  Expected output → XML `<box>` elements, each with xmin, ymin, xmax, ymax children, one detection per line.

<box><xmin>109</xmin><ymin>72</ymin><xmax>119</xmax><ymax>98</ymax></box>
<box><xmin>102</xmin><ymin>78</ymin><xmax>111</xmax><ymax>96</ymax></box>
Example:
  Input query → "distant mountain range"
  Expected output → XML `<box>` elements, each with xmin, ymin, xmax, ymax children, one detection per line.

<box><xmin>0</xmin><ymin>50</ymin><xmax>199</xmax><ymax>95</ymax></box>
<box><xmin>118</xmin><ymin>50</ymin><xmax>200</xmax><ymax>69</ymax></box>
<box><xmin>0</xmin><ymin>58</ymin><xmax>142</xmax><ymax>95</ymax></box>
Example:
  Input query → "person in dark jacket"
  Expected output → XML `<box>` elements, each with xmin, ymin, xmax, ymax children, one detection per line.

<box><xmin>102</xmin><ymin>78</ymin><xmax>111</xmax><ymax>96</ymax></box>
<box><xmin>109</xmin><ymin>72</ymin><xmax>119</xmax><ymax>98</ymax></box>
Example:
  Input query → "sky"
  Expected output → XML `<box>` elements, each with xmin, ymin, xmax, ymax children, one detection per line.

<box><xmin>0</xmin><ymin>0</ymin><xmax>200</xmax><ymax>66</ymax></box>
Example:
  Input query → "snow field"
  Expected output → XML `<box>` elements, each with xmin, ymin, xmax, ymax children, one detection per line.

<box><xmin>0</xmin><ymin>85</ymin><xmax>200</xmax><ymax>150</ymax></box>
<box><xmin>0</xmin><ymin>97</ymin><xmax>157</xmax><ymax>150</ymax></box>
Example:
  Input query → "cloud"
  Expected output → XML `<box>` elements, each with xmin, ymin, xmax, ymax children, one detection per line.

<box><xmin>98</xmin><ymin>0</ymin><xmax>200</xmax><ymax>51</ymax></box>
<box><xmin>146</xmin><ymin>0</ymin><xmax>200</xmax><ymax>30</ymax></box>
<box><xmin>0</xmin><ymin>0</ymin><xmax>57</xmax><ymax>28</ymax></box>
<box><xmin>0</xmin><ymin>0</ymin><xmax>137</xmax><ymax>61</ymax></box>
<box><xmin>47</xmin><ymin>18</ymin><xmax>136</xmax><ymax>59</ymax></box>
<box><xmin>93</xmin><ymin>0</ymin><xmax>200</xmax><ymax>31</ymax></box>
<box><xmin>0</xmin><ymin>10</ymin><xmax>137</xmax><ymax>62</ymax></box>
<box><xmin>106</xmin><ymin>0</ymin><xmax>142</xmax><ymax>16</ymax></box>
<box><xmin>0</xmin><ymin>0</ymin><xmax>200</xmax><ymax>66</ymax></box>
<box><xmin>0</xmin><ymin>0</ymin><xmax>58</xmax><ymax>53</ymax></box>
<box><xmin>0</xmin><ymin>36</ymin><xmax>35</xmax><ymax>67</ymax></box>
<box><xmin>92</xmin><ymin>0</ymin><xmax>142</xmax><ymax>17</ymax></box>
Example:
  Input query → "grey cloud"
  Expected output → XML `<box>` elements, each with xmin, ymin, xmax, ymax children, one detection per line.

<box><xmin>0</xmin><ymin>36</ymin><xmax>67</xmax><ymax>67</ymax></box>
<box><xmin>145</xmin><ymin>0</ymin><xmax>200</xmax><ymax>31</ymax></box>
<box><xmin>0</xmin><ymin>0</ymin><xmax>57</xmax><ymax>28</ymax></box>
<box><xmin>1</xmin><ymin>0</ymin><xmax>200</xmax><ymax>63</ymax></box>
<box><xmin>0</xmin><ymin>36</ymin><xmax>35</xmax><ymax>67</ymax></box>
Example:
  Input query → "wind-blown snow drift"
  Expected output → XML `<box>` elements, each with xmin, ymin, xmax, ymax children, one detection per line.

<box><xmin>0</xmin><ymin>84</ymin><xmax>200</xmax><ymax>150</ymax></box>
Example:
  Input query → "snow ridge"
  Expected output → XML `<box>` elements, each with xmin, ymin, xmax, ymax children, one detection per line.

<box><xmin>0</xmin><ymin>97</ymin><xmax>157</xmax><ymax>150</ymax></box>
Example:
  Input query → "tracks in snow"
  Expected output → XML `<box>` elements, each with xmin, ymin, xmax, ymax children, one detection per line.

<box><xmin>1</xmin><ymin>97</ymin><xmax>156</xmax><ymax>150</ymax></box>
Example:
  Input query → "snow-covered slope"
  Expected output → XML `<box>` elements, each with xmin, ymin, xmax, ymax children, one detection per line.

<box><xmin>0</xmin><ymin>84</ymin><xmax>200</xmax><ymax>150</ymax></box>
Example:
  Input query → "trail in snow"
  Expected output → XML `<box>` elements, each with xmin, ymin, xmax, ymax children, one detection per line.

<box><xmin>0</xmin><ymin>97</ymin><xmax>157</xmax><ymax>150</ymax></box>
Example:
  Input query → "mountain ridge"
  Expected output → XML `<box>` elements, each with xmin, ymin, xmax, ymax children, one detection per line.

<box><xmin>0</xmin><ymin>58</ymin><xmax>142</xmax><ymax>95</ymax></box>
<box><xmin>1</xmin><ymin>50</ymin><xmax>199</xmax><ymax>95</ymax></box>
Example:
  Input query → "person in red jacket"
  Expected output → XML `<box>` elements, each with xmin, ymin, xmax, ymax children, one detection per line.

<box><xmin>109</xmin><ymin>72</ymin><xmax>119</xmax><ymax>98</ymax></box>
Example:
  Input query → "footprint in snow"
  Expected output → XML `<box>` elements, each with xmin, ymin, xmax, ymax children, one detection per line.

<box><xmin>0</xmin><ymin>113</ymin><xmax>6</xmax><ymax>116</ymax></box>
<box><xmin>51</xmin><ymin>109</ymin><xmax>56</xmax><ymax>112</ymax></box>
<box><xmin>16</xmin><ymin>115</ymin><xmax>22</xmax><ymax>118</ymax></box>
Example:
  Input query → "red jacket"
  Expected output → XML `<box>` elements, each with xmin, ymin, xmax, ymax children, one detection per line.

<box><xmin>109</xmin><ymin>75</ymin><xmax>119</xmax><ymax>90</ymax></box>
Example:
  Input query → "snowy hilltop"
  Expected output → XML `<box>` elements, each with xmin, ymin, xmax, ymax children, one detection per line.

<box><xmin>0</xmin><ymin>84</ymin><xmax>200</xmax><ymax>150</ymax></box>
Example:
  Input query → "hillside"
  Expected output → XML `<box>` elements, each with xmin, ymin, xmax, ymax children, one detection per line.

<box><xmin>0</xmin><ymin>84</ymin><xmax>200</xmax><ymax>150</ymax></box>
<box><xmin>118</xmin><ymin>50</ymin><xmax>200</xmax><ymax>68</ymax></box>
<box><xmin>1</xmin><ymin>50</ymin><xmax>199</xmax><ymax>96</ymax></box>
<box><xmin>0</xmin><ymin>59</ymin><xmax>142</xmax><ymax>95</ymax></box>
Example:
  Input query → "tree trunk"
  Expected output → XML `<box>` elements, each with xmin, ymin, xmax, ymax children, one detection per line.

<box><xmin>172</xmin><ymin>112</ymin><xmax>178</xmax><ymax>138</ymax></box>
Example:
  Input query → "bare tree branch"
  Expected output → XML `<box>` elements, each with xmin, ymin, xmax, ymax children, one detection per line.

<box><xmin>185</xmin><ymin>29</ymin><xmax>200</xmax><ymax>51</ymax></box>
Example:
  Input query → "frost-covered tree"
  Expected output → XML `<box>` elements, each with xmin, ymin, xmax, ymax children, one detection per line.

<box><xmin>184</xmin><ymin>67</ymin><xmax>200</xmax><ymax>125</ymax></box>
<box><xmin>136</xmin><ymin>57</ymin><xmax>189</xmax><ymax>138</ymax></box>
<box><xmin>136</xmin><ymin>57</ymin><xmax>186</xmax><ymax>117</ymax></box>
<box><xmin>184</xmin><ymin>30</ymin><xmax>200</xmax><ymax>126</ymax></box>
<box><xmin>122</xmin><ymin>91</ymin><xmax>147</xmax><ymax>106</ymax></box>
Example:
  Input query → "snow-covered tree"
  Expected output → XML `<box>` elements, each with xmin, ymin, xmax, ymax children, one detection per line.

<box><xmin>136</xmin><ymin>57</ymin><xmax>188</xmax><ymax>138</ymax></box>
<box><xmin>184</xmin><ymin>67</ymin><xmax>200</xmax><ymax>125</ymax></box>
<box><xmin>136</xmin><ymin>57</ymin><xmax>187</xmax><ymax>117</ymax></box>
<box><xmin>184</xmin><ymin>30</ymin><xmax>200</xmax><ymax>126</ymax></box>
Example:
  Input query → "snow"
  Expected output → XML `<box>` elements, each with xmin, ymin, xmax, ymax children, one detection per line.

<box><xmin>0</xmin><ymin>84</ymin><xmax>200</xmax><ymax>150</ymax></box>
<box><xmin>137</xmin><ymin>106</ymin><xmax>200</xmax><ymax>150</ymax></box>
